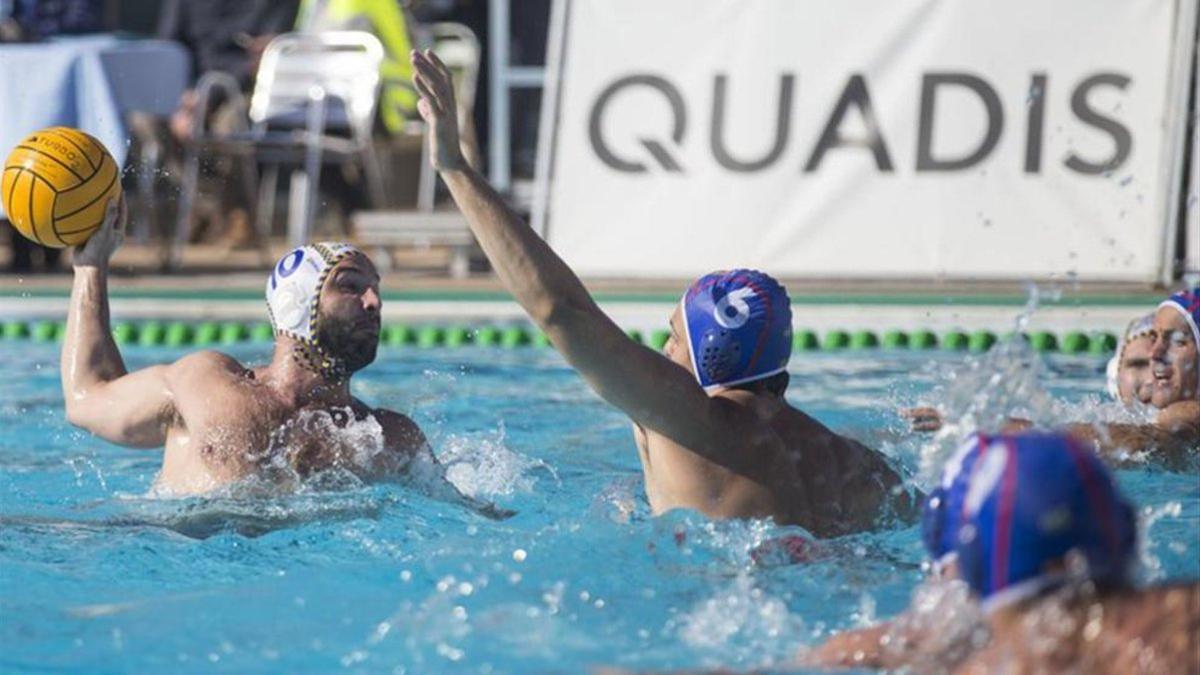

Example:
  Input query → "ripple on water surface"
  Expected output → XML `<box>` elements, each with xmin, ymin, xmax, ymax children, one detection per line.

<box><xmin>0</xmin><ymin>343</ymin><xmax>1196</xmax><ymax>673</ymax></box>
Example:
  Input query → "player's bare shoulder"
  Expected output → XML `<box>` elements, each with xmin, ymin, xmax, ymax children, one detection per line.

<box><xmin>371</xmin><ymin>407</ymin><xmax>430</xmax><ymax>458</ymax></box>
<box><xmin>164</xmin><ymin>351</ymin><xmax>257</xmax><ymax>408</ymax></box>
<box><xmin>168</xmin><ymin>350</ymin><xmax>250</xmax><ymax>381</ymax></box>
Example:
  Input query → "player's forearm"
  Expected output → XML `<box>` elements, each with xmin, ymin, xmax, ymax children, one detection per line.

<box><xmin>440</xmin><ymin>165</ymin><xmax>598</xmax><ymax>328</ymax></box>
<box><xmin>62</xmin><ymin>266</ymin><xmax>128</xmax><ymax>403</ymax></box>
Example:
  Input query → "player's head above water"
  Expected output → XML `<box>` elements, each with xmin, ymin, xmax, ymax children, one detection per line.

<box><xmin>265</xmin><ymin>243</ymin><xmax>382</xmax><ymax>379</ymax></box>
<box><xmin>664</xmin><ymin>269</ymin><xmax>793</xmax><ymax>395</ymax></box>
<box><xmin>1151</xmin><ymin>287</ymin><xmax>1200</xmax><ymax>406</ymax></box>
<box><xmin>1106</xmin><ymin>313</ymin><xmax>1154</xmax><ymax>405</ymax></box>
<box><xmin>921</xmin><ymin>433</ymin><xmax>990</xmax><ymax>575</ymax></box>
<box><xmin>953</xmin><ymin>433</ymin><xmax>1137</xmax><ymax>610</ymax></box>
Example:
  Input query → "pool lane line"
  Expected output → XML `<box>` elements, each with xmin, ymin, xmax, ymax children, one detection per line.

<box><xmin>0</xmin><ymin>320</ymin><xmax>1118</xmax><ymax>355</ymax></box>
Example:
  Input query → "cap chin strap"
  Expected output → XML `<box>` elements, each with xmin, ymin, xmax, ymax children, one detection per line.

<box><xmin>288</xmin><ymin>334</ymin><xmax>351</xmax><ymax>382</ymax></box>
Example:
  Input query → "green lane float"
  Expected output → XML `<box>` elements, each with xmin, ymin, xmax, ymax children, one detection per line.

<box><xmin>193</xmin><ymin>322</ymin><xmax>221</xmax><ymax>346</ymax></box>
<box><xmin>444</xmin><ymin>326</ymin><xmax>471</xmax><ymax>348</ymax></box>
<box><xmin>164</xmin><ymin>322</ymin><xmax>193</xmax><ymax>347</ymax></box>
<box><xmin>416</xmin><ymin>326</ymin><xmax>444</xmax><ymax>348</ymax></box>
<box><xmin>472</xmin><ymin>326</ymin><xmax>499</xmax><ymax>346</ymax></box>
<box><xmin>31</xmin><ymin>320</ymin><xmax>58</xmax><ymax>342</ymax></box>
<box><xmin>112</xmin><ymin>321</ymin><xmax>137</xmax><ymax>344</ymax></box>
<box><xmin>0</xmin><ymin>319</ymin><xmax>1139</xmax><ymax>357</ymax></box>
<box><xmin>1029</xmin><ymin>331</ymin><xmax>1058</xmax><ymax>352</ymax></box>
<box><xmin>850</xmin><ymin>330</ymin><xmax>879</xmax><ymax>350</ymax></box>
<box><xmin>249</xmin><ymin>323</ymin><xmax>275</xmax><ymax>342</ymax></box>
<box><xmin>942</xmin><ymin>331</ymin><xmax>969</xmax><ymax>351</ymax></box>
<box><xmin>137</xmin><ymin>320</ymin><xmax>165</xmax><ymax>346</ymax></box>
<box><xmin>384</xmin><ymin>324</ymin><xmax>415</xmax><ymax>346</ymax></box>
<box><xmin>219</xmin><ymin>322</ymin><xmax>248</xmax><ymax>345</ymax></box>
<box><xmin>1061</xmin><ymin>331</ymin><xmax>1090</xmax><ymax>354</ymax></box>
<box><xmin>500</xmin><ymin>326</ymin><xmax>529</xmax><ymax>348</ymax></box>
<box><xmin>968</xmin><ymin>331</ymin><xmax>997</xmax><ymax>353</ymax></box>
<box><xmin>822</xmin><ymin>330</ymin><xmax>850</xmax><ymax>350</ymax></box>
<box><xmin>1089</xmin><ymin>332</ymin><xmax>1117</xmax><ymax>355</ymax></box>
<box><xmin>910</xmin><ymin>330</ymin><xmax>938</xmax><ymax>349</ymax></box>
<box><xmin>794</xmin><ymin>330</ymin><xmax>820</xmax><ymax>351</ymax></box>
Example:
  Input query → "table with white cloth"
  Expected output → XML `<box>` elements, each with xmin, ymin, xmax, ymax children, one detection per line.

<box><xmin>0</xmin><ymin>35</ymin><xmax>190</xmax><ymax>219</ymax></box>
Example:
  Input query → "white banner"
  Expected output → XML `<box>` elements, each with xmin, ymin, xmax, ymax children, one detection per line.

<box><xmin>538</xmin><ymin>0</ymin><xmax>1191</xmax><ymax>281</ymax></box>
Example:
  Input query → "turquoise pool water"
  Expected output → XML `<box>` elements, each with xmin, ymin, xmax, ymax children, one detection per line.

<box><xmin>1</xmin><ymin>343</ymin><xmax>1197</xmax><ymax>673</ymax></box>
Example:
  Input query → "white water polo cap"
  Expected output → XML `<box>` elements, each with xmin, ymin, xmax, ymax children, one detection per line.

<box><xmin>265</xmin><ymin>242</ymin><xmax>363</xmax><ymax>341</ymax></box>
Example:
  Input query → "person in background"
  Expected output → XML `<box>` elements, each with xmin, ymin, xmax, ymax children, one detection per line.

<box><xmin>7</xmin><ymin>0</ymin><xmax>105</xmax><ymax>39</ymax></box>
<box><xmin>1106</xmin><ymin>313</ymin><xmax>1156</xmax><ymax>407</ymax></box>
<box><xmin>906</xmin><ymin>290</ymin><xmax>1199</xmax><ymax>465</ymax></box>
<box><xmin>133</xmin><ymin>0</ymin><xmax>299</xmax><ymax>247</ymax></box>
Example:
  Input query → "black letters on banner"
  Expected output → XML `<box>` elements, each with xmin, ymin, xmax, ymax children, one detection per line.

<box><xmin>711</xmin><ymin>74</ymin><xmax>795</xmax><ymax>172</ymax></box>
<box><xmin>803</xmin><ymin>74</ymin><xmax>894</xmax><ymax>172</ymax></box>
<box><xmin>1025</xmin><ymin>73</ymin><xmax>1048</xmax><ymax>173</ymax></box>
<box><xmin>1064</xmin><ymin>73</ymin><xmax>1132</xmax><ymax>175</ymax></box>
<box><xmin>916</xmin><ymin>73</ymin><xmax>1004</xmax><ymax>171</ymax></box>
<box><xmin>585</xmin><ymin>71</ymin><xmax>1133</xmax><ymax>176</ymax></box>
<box><xmin>588</xmin><ymin>74</ymin><xmax>687</xmax><ymax>173</ymax></box>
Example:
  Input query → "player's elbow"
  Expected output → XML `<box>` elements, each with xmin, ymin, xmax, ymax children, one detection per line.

<box><xmin>63</xmin><ymin>397</ymin><xmax>92</xmax><ymax>430</ymax></box>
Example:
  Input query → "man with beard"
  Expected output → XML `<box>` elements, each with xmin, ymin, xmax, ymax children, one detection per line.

<box><xmin>61</xmin><ymin>198</ymin><xmax>426</xmax><ymax>495</ymax></box>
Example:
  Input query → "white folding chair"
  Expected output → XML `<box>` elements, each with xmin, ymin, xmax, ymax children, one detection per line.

<box><xmin>171</xmin><ymin>31</ymin><xmax>386</xmax><ymax>268</ymax></box>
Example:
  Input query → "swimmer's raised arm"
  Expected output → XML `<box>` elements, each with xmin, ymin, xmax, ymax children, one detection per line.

<box><xmin>411</xmin><ymin>50</ymin><xmax>778</xmax><ymax>475</ymax></box>
<box><xmin>61</xmin><ymin>198</ymin><xmax>173</xmax><ymax>448</ymax></box>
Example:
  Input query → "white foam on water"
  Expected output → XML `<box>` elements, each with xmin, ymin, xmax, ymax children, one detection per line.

<box><xmin>437</xmin><ymin>424</ymin><xmax>558</xmax><ymax>501</ymax></box>
<box><xmin>674</xmin><ymin>571</ymin><xmax>805</xmax><ymax>668</ymax></box>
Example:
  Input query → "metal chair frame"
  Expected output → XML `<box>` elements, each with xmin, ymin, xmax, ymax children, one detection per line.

<box><xmin>170</xmin><ymin>31</ymin><xmax>386</xmax><ymax>268</ymax></box>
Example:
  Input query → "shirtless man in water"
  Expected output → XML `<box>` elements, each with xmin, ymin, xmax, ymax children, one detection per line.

<box><xmin>906</xmin><ymin>289</ymin><xmax>1200</xmax><ymax>465</ymax></box>
<box><xmin>410</xmin><ymin>50</ymin><xmax>913</xmax><ymax>536</ymax></box>
<box><xmin>806</xmin><ymin>432</ymin><xmax>1200</xmax><ymax>674</ymax></box>
<box><xmin>62</xmin><ymin>200</ymin><xmax>428</xmax><ymax>495</ymax></box>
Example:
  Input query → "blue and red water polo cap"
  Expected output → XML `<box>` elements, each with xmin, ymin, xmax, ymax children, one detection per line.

<box><xmin>681</xmin><ymin>269</ymin><xmax>793</xmax><ymax>390</ymax></box>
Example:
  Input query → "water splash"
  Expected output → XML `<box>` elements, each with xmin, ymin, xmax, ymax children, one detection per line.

<box><xmin>437</xmin><ymin>423</ymin><xmax>559</xmax><ymax>501</ymax></box>
<box><xmin>915</xmin><ymin>290</ymin><xmax>1065</xmax><ymax>484</ymax></box>
<box><xmin>674</xmin><ymin>571</ymin><xmax>805</xmax><ymax>668</ymax></box>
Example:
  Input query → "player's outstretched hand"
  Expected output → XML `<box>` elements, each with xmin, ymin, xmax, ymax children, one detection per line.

<box><xmin>411</xmin><ymin>48</ymin><xmax>465</xmax><ymax>172</ymax></box>
<box><xmin>901</xmin><ymin>406</ymin><xmax>944</xmax><ymax>432</ymax></box>
<box><xmin>73</xmin><ymin>195</ymin><xmax>126</xmax><ymax>270</ymax></box>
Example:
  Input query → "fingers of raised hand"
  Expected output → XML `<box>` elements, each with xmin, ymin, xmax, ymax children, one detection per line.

<box><xmin>413</xmin><ymin>50</ymin><xmax>454</xmax><ymax>104</ymax></box>
<box><xmin>425</xmin><ymin>49</ymin><xmax>453</xmax><ymax>79</ymax></box>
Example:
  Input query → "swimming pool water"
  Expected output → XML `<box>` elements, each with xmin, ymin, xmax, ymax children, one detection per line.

<box><xmin>1</xmin><ymin>343</ymin><xmax>1196</xmax><ymax>673</ymax></box>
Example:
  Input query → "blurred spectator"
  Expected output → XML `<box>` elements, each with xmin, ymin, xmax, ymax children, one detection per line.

<box><xmin>296</xmin><ymin>0</ymin><xmax>418</xmax><ymax>137</ymax></box>
<box><xmin>158</xmin><ymin>0</ymin><xmax>299</xmax><ymax>141</ymax></box>
<box><xmin>0</xmin><ymin>0</ymin><xmax>21</xmax><ymax>42</ymax></box>
<box><xmin>8</xmin><ymin>0</ymin><xmax>105</xmax><ymax>40</ymax></box>
<box><xmin>134</xmin><ymin>0</ymin><xmax>299</xmax><ymax>247</ymax></box>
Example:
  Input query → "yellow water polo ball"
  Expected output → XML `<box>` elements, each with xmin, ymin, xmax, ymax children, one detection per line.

<box><xmin>2</xmin><ymin>127</ymin><xmax>122</xmax><ymax>248</ymax></box>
